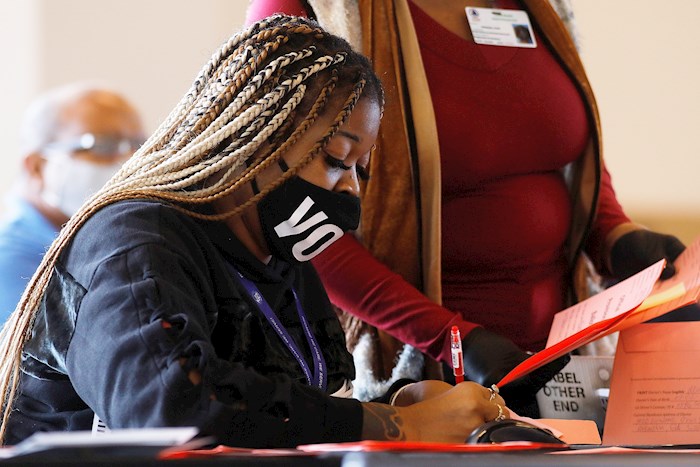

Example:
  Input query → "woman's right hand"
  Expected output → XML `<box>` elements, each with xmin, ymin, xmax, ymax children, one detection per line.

<box><xmin>361</xmin><ymin>382</ymin><xmax>509</xmax><ymax>443</ymax></box>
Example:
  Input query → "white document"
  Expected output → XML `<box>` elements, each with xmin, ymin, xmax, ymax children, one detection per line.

<box><xmin>4</xmin><ymin>427</ymin><xmax>200</xmax><ymax>457</ymax></box>
<box><xmin>545</xmin><ymin>260</ymin><xmax>665</xmax><ymax>347</ymax></box>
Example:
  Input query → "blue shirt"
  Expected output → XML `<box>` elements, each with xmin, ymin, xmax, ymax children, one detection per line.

<box><xmin>0</xmin><ymin>199</ymin><xmax>58</xmax><ymax>321</ymax></box>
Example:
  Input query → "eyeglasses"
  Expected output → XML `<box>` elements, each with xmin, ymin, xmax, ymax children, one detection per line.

<box><xmin>43</xmin><ymin>133</ymin><xmax>145</xmax><ymax>158</ymax></box>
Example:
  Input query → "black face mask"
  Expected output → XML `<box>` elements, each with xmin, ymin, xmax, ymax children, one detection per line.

<box><xmin>256</xmin><ymin>175</ymin><xmax>361</xmax><ymax>264</ymax></box>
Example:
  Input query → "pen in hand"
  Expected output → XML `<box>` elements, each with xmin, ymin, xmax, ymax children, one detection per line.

<box><xmin>450</xmin><ymin>326</ymin><xmax>465</xmax><ymax>384</ymax></box>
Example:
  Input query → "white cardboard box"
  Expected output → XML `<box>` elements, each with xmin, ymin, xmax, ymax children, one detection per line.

<box><xmin>536</xmin><ymin>355</ymin><xmax>614</xmax><ymax>432</ymax></box>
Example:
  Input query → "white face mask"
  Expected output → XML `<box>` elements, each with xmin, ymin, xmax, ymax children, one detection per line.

<box><xmin>41</xmin><ymin>151</ymin><xmax>122</xmax><ymax>217</ymax></box>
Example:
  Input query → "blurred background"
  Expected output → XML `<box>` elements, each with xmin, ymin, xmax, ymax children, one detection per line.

<box><xmin>0</xmin><ymin>0</ymin><xmax>697</xmax><ymax>243</ymax></box>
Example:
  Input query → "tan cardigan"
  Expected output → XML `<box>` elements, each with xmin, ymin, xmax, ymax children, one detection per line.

<box><xmin>310</xmin><ymin>0</ymin><xmax>635</xmax><ymax>302</ymax></box>
<box><xmin>309</xmin><ymin>0</ymin><xmax>636</xmax><ymax>382</ymax></box>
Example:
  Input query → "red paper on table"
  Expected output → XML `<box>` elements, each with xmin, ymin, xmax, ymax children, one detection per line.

<box><xmin>297</xmin><ymin>440</ymin><xmax>568</xmax><ymax>453</ymax></box>
<box><xmin>497</xmin><ymin>235</ymin><xmax>700</xmax><ymax>387</ymax></box>
<box><xmin>160</xmin><ymin>445</ymin><xmax>314</xmax><ymax>459</ymax></box>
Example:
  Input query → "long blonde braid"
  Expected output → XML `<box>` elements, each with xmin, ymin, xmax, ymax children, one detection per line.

<box><xmin>0</xmin><ymin>14</ymin><xmax>383</xmax><ymax>443</ymax></box>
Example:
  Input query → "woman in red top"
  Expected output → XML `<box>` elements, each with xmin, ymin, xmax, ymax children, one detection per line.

<box><xmin>246</xmin><ymin>0</ymin><xmax>686</xmax><ymax>414</ymax></box>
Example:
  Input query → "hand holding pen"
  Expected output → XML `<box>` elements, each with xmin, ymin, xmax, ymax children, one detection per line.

<box><xmin>451</xmin><ymin>326</ymin><xmax>506</xmax><ymax>422</ymax></box>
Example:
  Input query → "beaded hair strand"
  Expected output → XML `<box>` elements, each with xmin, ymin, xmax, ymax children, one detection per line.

<box><xmin>0</xmin><ymin>15</ymin><xmax>383</xmax><ymax>443</ymax></box>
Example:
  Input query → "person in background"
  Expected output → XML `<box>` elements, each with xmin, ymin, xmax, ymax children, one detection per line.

<box><xmin>0</xmin><ymin>84</ymin><xmax>145</xmax><ymax>320</ymax></box>
<box><xmin>245</xmin><ymin>0</ymin><xmax>687</xmax><ymax>416</ymax></box>
<box><xmin>0</xmin><ymin>15</ymin><xmax>508</xmax><ymax>447</ymax></box>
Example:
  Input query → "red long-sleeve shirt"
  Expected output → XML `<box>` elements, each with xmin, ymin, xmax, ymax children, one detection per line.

<box><xmin>247</xmin><ymin>0</ymin><xmax>631</xmax><ymax>363</ymax></box>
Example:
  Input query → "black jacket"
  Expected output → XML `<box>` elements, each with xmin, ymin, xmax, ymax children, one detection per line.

<box><xmin>7</xmin><ymin>200</ymin><xmax>361</xmax><ymax>447</ymax></box>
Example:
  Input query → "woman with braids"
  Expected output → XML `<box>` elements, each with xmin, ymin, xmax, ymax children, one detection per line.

<box><xmin>0</xmin><ymin>16</ymin><xmax>508</xmax><ymax>446</ymax></box>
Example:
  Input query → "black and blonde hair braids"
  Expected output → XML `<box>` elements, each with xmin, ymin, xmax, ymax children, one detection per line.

<box><xmin>0</xmin><ymin>15</ymin><xmax>383</xmax><ymax>442</ymax></box>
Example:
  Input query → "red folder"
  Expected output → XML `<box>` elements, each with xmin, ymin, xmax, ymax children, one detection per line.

<box><xmin>497</xmin><ymin>236</ymin><xmax>700</xmax><ymax>387</ymax></box>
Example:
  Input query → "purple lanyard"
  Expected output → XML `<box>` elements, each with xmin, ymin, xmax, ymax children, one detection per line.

<box><xmin>228</xmin><ymin>264</ymin><xmax>327</xmax><ymax>391</ymax></box>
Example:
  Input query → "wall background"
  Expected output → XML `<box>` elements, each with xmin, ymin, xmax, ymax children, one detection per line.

<box><xmin>0</xmin><ymin>0</ymin><xmax>698</xmax><ymax>243</ymax></box>
<box><xmin>570</xmin><ymin>0</ymin><xmax>700</xmax><ymax>243</ymax></box>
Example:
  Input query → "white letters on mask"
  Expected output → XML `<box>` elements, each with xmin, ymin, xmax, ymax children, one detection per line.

<box><xmin>257</xmin><ymin>175</ymin><xmax>361</xmax><ymax>264</ymax></box>
<box><xmin>41</xmin><ymin>151</ymin><xmax>122</xmax><ymax>217</ymax></box>
<box><xmin>273</xmin><ymin>196</ymin><xmax>344</xmax><ymax>262</ymax></box>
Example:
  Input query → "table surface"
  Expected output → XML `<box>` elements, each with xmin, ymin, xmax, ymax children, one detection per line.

<box><xmin>2</xmin><ymin>447</ymin><xmax>700</xmax><ymax>466</ymax></box>
<box><xmin>342</xmin><ymin>451</ymin><xmax>700</xmax><ymax>467</ymax></box>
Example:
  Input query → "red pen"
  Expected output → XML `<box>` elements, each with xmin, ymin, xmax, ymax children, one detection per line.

<box><xmin>450</xmin><ymin>325</ymin><xmax>464</xmax><ymax>384</ymax></box>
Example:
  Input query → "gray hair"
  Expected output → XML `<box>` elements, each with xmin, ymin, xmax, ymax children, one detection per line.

<box><xmin>19</xmin><ymin>82</ymin><xmax>131</xmax><ymax>154</ymax></box>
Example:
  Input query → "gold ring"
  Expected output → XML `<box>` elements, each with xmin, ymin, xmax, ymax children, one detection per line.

<box><xmin>488</xmin><ymin>384</ymin><xmax>499</xmax><ymax>401</ymax></box>
<box><xmin>494</xmin><ymin>403</ymin><xmax>506</xmax><ymax>422</ymax></box>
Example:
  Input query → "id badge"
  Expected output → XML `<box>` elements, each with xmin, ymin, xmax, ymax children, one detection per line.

<box><xmin>465</xmin><ymin>7</ymin><xmax>537</xmax><ymax>48</ymax></box>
